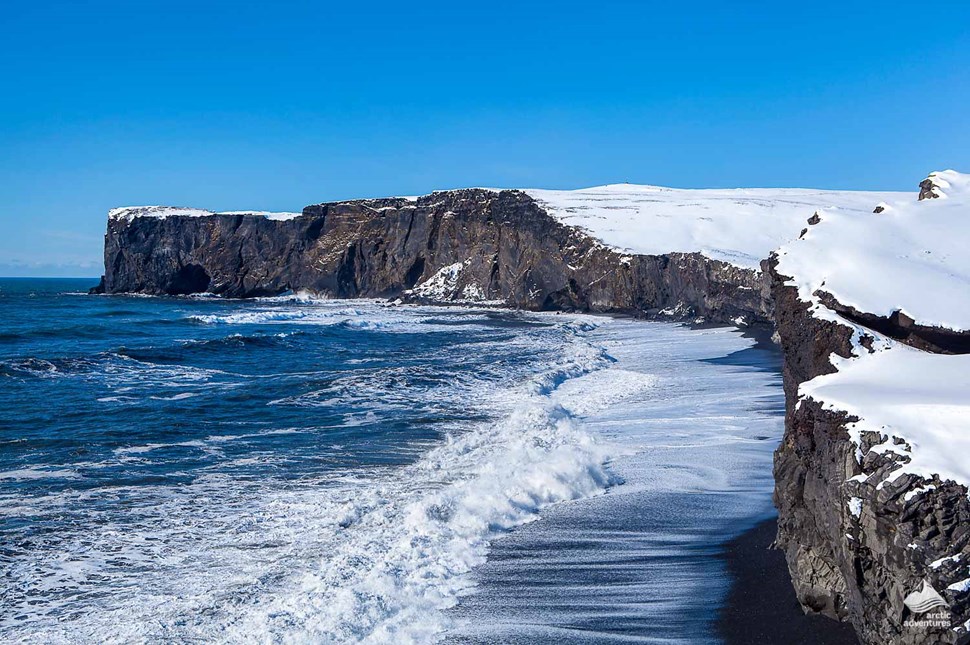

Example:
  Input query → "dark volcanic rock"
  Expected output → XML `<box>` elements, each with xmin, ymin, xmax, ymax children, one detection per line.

<box><xmin>94</xmin><ymin>189</ymin><xmax>772</xmax><ymax>325</ymax></box>
<box><xmin>769</xmin><ymin>256</ymin><xmax>970</xmax><ymax>645</ymax></box>
<box><xmin>919</xmin><ymin>177</ymin><xmax>943</xmax><ymax>201</ymax></box>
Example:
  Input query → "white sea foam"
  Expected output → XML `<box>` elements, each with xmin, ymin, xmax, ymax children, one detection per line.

<box><xmin>446</xmin><ymin>322</ymin><xmax>784</xmax><ymax>642</ymax></box>
<box><xmin>1</xmin><ymin>307</ymin><xmax>778</xmax><ymax>644</ymax></box>
<box><xmin>217</xmin><ymin>327</ymin><xmax>637</xmax><ymax>642</ymax></box>
<box><xmin>149</xmin><ymin>392</ymin><xmax>198</xmax><ymax>401</ymax></box>
<box><xmin>0</xmin><ymin>467</ymin><xmax>81</xmax><ymax>481</ymax></box>
<box><xmin>190</xmin><ymin>309</ymin><xmax>315</xmax><ymax>324</ymax></box>
<box><xmin>1</xmin><ymin>311</ymin><xmax>638</xmax><ymax>643</ymax></box>
<box><xmin>188</xmin><ymin>301</ymin><xmax>498</xmax><ymax>333</ymax></box>
<box><xmin>113</xmin><ymin>440</ymin><xmax>208</xmax><ymax>457</ymax></box>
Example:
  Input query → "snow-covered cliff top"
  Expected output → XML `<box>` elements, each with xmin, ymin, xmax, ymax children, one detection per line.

<box><xmin>776</xmin><ymin>170</ymin><xmax>970</xmax><ymax>331</ymax></box>
<box><xmin>525</xmin><ymin>184</ymin><xmax>904</xmax><ymax>270</ymax></box>
<box><xmin>109</xmin><ymin>206</ymin><xmax>303</xmax><ymax>221</ymax></box>
<box><xmin>780</xmin><ymin>170</ymin><xmax>970</xmax><ymax>492</ymax></box>
<box><xmin>803</xmin><ymin>341</ymin><xmax>970</xmax><ymax>490</ymax></box>
<box><xmin>113</xmin><ymin>184</ymin><xmax>908</xmax><ymax>271</ymax></box>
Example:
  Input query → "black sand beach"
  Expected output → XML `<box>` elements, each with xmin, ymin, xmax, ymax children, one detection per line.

<box><xmin>718</xmin><ymin>518</ymin><xmax>859</xmax><ymax>644</ymax></box>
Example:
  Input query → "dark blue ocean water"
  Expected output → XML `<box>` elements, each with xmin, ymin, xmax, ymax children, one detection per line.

<box><xmin>0</xmin><ymin>278</ymin><xmax>783</xmax><ymax>644</ymax></box>
<box><xmin>1</xmin><ymin>279</ymin><xmax>614</xmax><ymax>641</ymax></box>
<box><xmin>0</xmin><ymin>279</ymin><xmax>553</xmax><ymax>493</ymax></box>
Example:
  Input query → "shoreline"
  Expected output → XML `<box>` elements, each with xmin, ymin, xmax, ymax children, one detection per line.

<box><xmin>717</xmin><ymin>517</ymin><xmax>859</xmax><ymax>644</ymax></box>
<box><xmin>34</xmin><ymin>285</ymin><xmax>852</xmax><ymax>642</ymax></box>
<box><xmin>711</xmin><ymin>326</ymin><xmax>859</xmax><ymax>643</ymax></box>
<box><xmin>443</xmin><ymin>319</ymin><xmax>791</xmax><ymax>642</ymax></box>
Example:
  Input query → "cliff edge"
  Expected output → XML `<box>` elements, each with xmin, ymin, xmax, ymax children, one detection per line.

<box><xmin>92</xmin><ymin>189</ymin><xmax>776</xmax><ymax>323</ymax></box>
<box><xmin>92</xmin><ymin>183</ymin><xmax>897</xmax><ymax>327</ymax></box>
<box><xmin>771</xmin><ymin>170</ymin><xmax>970</xmax><ymax>644</ymax></box>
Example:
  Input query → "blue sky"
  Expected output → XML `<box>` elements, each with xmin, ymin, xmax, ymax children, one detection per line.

<box><xmin>2</xmin><ymin>1</ymin><xmax>969</xmax><ymax>276</ymax></box>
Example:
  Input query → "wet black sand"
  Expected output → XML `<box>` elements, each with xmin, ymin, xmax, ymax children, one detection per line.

<box><xmin>717</xmin><ymin>517</ymin><xmax>859</xmax><ymax>644</ymax></box>
<box><xmin>446</xmin><ymin>323</ymin><xmax>861</xmax><ymax>643</ymax></box>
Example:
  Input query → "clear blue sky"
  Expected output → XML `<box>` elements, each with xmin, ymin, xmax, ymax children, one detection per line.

<box><xmin>2</xmin><ymin>1</ymin><xmax>969</xmax><ymax>276</ymax></box>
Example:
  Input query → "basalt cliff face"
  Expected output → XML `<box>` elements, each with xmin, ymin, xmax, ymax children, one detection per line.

<box><xmin>770</xmin><ymin>263</ymin><xmax>970</xmax><ymax>644</ymax></box>
<box><xmin>93</xmin><ymin>189</ymin><xmax>770</xmax><ymax>325</ymax></box>
<box><xmin>769</xmin><ymin>172</ymin><xmax>970</xmax><ymax>645</ymax></box>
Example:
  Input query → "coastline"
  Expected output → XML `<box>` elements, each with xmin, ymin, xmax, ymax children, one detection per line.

<box><xmin>42</xmin><ymin>288</ymin><xmax>857</xmax><ymax>642</ymax></box>
<box><xmin>445</xmin><ymin>318</ymin><xmax>861</xmax><ymax>644</ymax></box>
<box><xmin>712</xmin><ymin>328</ymin><xmax>859</xmax><ymax>644</ymax></box>
<box><xmin>444</xmin><ymin>319</ymin><xmax>791</xmax><ymax>642</ymax></box>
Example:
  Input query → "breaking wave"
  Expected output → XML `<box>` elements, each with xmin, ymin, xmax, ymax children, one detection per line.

<box><xmin>1</xmin><ymin>287</ymin><xmax>667</xmax><ymax>643</ymax></box>
<box><xmin>1</xmin><ymin>317</ymin><xmax>654</xmax><ymax>643</ymax></box>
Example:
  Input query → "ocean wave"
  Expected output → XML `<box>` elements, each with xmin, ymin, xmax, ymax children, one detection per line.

<box><xmin>177</xmin><ymin>331</ymin><xmax>300</xmax><ymax>350</ymax></box>
<box><xmin>268</xmin><ymin>364</ymin><xmax>482</xmax><ymax>410</ymax></box>
<box><xmin>222</xmin><ymin>331</ymin><xmax>642</xmax><ymax>642</ymax></box>
<box><xmin>0</xmin><ymin>467</ymin><xmax>82</xmax><ymax>481</ymax></box>
<box><xmin>0</xmin><ymin>356</ymin><xmax>96</xmax><ymax>378</ymax></box>
<box><xmin>149</xmin><ymin>392</ymin><xmax>199</xmax><ymax>401</ymax></box>
<box><xmin>268</xmin><ymin>401</ymin><xmax>616</xmax><ymax>643</ymax></box>
<box><xmin>254</xmin><ymin>290</ymin><xmax>332</xmax><ymax>303</ymax></box>
<box><xmin>186</xmin><ymin>303</ymin><xmax>499</xmax><ymax>334</ymax></box>
<box><xmin>0</xmin><ymin>300</ymin><xmax>658</xmax><ymax>644</ymax></box>
<box><xmin>0</xmin><ymin>325</ymin><xmax>635</xmax><ymax>643</ymax></box>
<box><xmin>0</xmin><ymin>351</ymin><xmax>237</xmax><ymax>418</ymax></box>
<box><xmin>190</xmin><ymin>309</ymin><xmax>315</xmax><ymax>325</ymax></box>
<box><xmin>112</xmin><ymin>428</ymin><xmax>307</xmax><ymax>458</ymax></box>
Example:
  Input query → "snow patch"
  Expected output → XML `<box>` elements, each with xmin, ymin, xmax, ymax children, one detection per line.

<box><xmin>776</xmin><ymin>169</ymin><xmax>970</xmax><ymax>331</ymax></box>
<box><xmin>525</xmin><ymin>184</ymin><xmax>902</xmax><ymax>270</ymax></box>
<box><xmin>407</xmin><ymin>261</ymin><xmax>495</xmax><ymax>304</ymax></box>
<box><xmin>930</xmin><ymin>554</ymin><xmax>962</xmax><ymax>569</ymax></box>
<box><xmin>109</xmin><ymin>206</ymin><xmax>303</xmax><ymax>221</ymax></box>
<box><xmin>410</xmin><ymin>262</ymin><xmax>466</xmax><ymax>300</ymax></box>
<box><xmin>904</xmin><ymin>484</ymin><xmax>937</xmax><ymax>501</ymax></box>
<box><xmin>800</xmin><ymin>341</ymin><xmax>970</xmax><ymax>492</ymax></box>
<box><xmin>782</xmin><ymin>170</ymin><xmax>970</xmax><ymax>496</ymax></box>
<box><xmin>848</xmin><ymin>497</ymin><xmax>863</xmax><ymax>518</ymax></box>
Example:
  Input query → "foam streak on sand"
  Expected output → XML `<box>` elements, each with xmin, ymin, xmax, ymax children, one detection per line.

<box><xmin>446</xmin><ymin>322</ymin><xmax>784</xmax><ymax>644</ymax></box>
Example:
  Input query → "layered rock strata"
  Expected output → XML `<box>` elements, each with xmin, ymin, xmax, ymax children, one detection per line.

<box><xmin>93</xmin><ymin>189</ymin><xmax>770</xmax><ymax>325</ymax></box>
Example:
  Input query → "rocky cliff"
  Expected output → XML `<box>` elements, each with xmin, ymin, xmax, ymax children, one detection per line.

<box><xmin>770</xmin><ymin>171</ymin><xmax>970</xmax><ymax>644</ymax></box>
<box><xmin>92</xmin><ymin>189</ymin><xmax>771</xmax><ymax>325</ymax></box>
<box><xmin>771</xmin><ymin>265</ymin><xmax>970</xmax><ymax>644</ymax></box>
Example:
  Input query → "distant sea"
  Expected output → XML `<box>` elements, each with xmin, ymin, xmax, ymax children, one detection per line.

<box><xmin>0</xmin><ymin>278</ymin><xmax>782</xmax><ymax>643</ymax></box>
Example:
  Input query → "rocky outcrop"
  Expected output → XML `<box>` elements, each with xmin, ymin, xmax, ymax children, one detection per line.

<box><xmin>770</xmin><ymin>257</ymin><xmax>970</xmax><ymax>645</ymax></box>
<box><xmin>93</xmin><ymin>189</ymin><xmax>771</xmax><ymax>325</ymax></box>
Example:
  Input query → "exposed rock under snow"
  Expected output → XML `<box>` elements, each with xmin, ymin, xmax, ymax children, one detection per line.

<box><xmin>409</xmin><ymin>261</ymin><xmax>467</xmax><ymax>300</ymax></box>
<box><xmin>777</xmin><ymin>170</ymin><xmax>970</xmax><ymax>492</ymax></box>
<box><xmin>405</xmin><ymin>260</ymin><xmax>496</xmax><ymax>304</ymax></box>
<box><xmin>769</xmin><ymin>171</ymin><xmax>970</xmax><ymax>645</ymax></box>
<box><xmin>802</xmin><ymin>340</ymin><xmax>970</xmax><ymax>490</ymax></box>
<box><xmin>110</xmin><ymin>182</ymin><xmax>908</xmax><ymax>273</ymax></box>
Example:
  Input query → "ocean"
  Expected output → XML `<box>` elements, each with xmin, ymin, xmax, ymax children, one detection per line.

<box><xmin>0</xmin><ymin>278</ymin><xmax>783</xmax><ymax>644</ymax></box>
